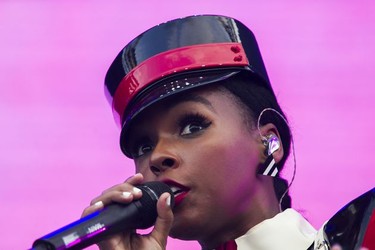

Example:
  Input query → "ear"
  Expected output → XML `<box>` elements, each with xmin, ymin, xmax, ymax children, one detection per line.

<box><xmin>258</xmin><ymin>123</ymin><xmax>284</xmax><ymax>164</ymax></box>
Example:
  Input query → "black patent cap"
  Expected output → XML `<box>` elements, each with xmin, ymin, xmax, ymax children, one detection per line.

<box><xmin>104</xmin><ymin>15</ymin><xmax>274</xmax><ymax>158</ymax></box>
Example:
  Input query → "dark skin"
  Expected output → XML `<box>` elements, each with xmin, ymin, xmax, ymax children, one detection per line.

<box><xmin>82</xmin><ymin>85</ymin><xmax>284</xmax><ymax>250</ymax></box>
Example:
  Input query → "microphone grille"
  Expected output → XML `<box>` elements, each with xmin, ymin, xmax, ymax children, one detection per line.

<box><xmin>136</xmin><ymin>182</ymin><xmax>175</xmax><ymax>228</ymax></box>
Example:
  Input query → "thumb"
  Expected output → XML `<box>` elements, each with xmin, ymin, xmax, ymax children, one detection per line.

<box><xmin>150</xmin><ymin>192</ymin><xmax>174</xmax><ymax>247</ymax></box>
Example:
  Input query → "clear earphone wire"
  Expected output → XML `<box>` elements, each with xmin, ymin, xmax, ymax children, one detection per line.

<box><xmin>257</xmin><ymin>108</ymin><xmax>297</xmax><ymax>212</ymax></box>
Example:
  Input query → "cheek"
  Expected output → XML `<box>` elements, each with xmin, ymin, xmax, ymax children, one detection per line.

<box><xmin>186</xmin><ymin>136</ymin><xmax>260</xmax><ymax>215</ymax></box>
<box><xmin>187</xmin><ymin>133</ymin><xmax>259</xmax><ymax>182</ymax></box>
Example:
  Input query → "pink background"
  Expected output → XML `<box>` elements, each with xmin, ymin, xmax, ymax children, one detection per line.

<box><xmin>1</xmin><ymin>1</ymin><xmax>374</xmax><ymax>249</ymax></box>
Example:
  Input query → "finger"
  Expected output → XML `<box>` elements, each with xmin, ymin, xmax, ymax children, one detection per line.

<box><xmin>125</xmin><ymin>172</ymin><xmax>144</xmax><ymax>185</ymax></box>
<box><xmin>83</xmin><ymin>174</ymin><xmax>145</xmax><ymax>218</ymax></box>
<box><xmin>98</xmin><ymin>173</ymin><xmax>144</xmax><ymax>195</ymax></box>
<box><xmin>150</xmin><ymin>192</ymin><xmax>174</xmax><ymax>247</ymax></box>
<box><xmin>81</xmin><ymin>200</ymin><xmax>104</xmax><ymax>217</ymax></box>
<box><xmin>90</xmin><ymin>186</ymin><xmax>143</xmax><ymax>206</ymax></box>
<box><xmin>89</xmin><ymin>174</ymin><xmax>145</xmax><ymax>206</ymax></box>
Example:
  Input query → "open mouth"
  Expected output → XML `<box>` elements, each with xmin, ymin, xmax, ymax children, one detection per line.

<box><xmin>164</xmin><ymin>181</ymin><xmax>190</xmax><ymax>207</ymax></box>
<box><xmin>170</xmin><ymin>186</ymin><xmax>185</xmax><ymax>197</ymax></box>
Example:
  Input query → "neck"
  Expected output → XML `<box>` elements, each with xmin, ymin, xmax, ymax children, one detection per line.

<box><xmin>199</xmin><ymin>176</ymin><xmax>280</xmax><ymax>249</ymax></box>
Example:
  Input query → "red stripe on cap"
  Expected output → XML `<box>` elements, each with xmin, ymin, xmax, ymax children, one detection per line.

<box><xmin>112</xmin><ymin>42</ymin><xmax>249</xmax><ymax>125</ymax></box>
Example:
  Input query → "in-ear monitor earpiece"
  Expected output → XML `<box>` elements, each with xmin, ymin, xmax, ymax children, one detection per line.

<box><xmin>264</xmin><ymin>134</ymin><xmax>280</xmax><ymax>156</ymax></box>
<box><xmin>258</xmin><ymin>134</ymin><xmax>280</xmax><ymax>177</ymax></box>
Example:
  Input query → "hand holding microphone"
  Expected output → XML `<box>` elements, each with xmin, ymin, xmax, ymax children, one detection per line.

<box><xmin>32</xmin><ymin>174</ymin><xmax>175</xmax><ymax>250</ymax></box>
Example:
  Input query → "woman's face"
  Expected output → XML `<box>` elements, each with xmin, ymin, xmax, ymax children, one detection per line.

<box><xmin>127</xmin><ymin>86</ymin><xmax>264</xmax><ymax>245</ymax></box>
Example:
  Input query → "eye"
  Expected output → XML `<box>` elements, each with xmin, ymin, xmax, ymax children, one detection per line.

<box><xmin>131</xmin><ymin>141</ymin><xmax>154</xmax><ymax>158</ymax></box>
<box><xmin>180</xmin><ymin>123</ymin><xmax>205</xmax><ymax>135</ymax></box>
<box><xmin>179</xmin><ymin>113</ymin><xmax>211</xmax><ymax>136</ymax></box>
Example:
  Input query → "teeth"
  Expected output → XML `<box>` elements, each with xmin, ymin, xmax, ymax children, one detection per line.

<box><xmin>170</xmin><ymin>186</ymin><xmax>181</xmax><ymax>194</ymax></box>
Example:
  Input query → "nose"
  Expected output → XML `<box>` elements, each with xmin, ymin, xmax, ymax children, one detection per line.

<box><xmin>149</xmin><ymin>139</ymin><xmax>180</xmax><ymax>176</ymax></box>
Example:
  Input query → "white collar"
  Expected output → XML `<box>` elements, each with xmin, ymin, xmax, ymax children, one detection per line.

<box><xmin>235</xmin><ymin>209</ymin><xmax>317</xmax><ymax>250</ymax></box>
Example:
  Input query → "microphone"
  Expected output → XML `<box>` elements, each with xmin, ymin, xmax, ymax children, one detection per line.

<box><xmin>31</xmin><ymin>181</ymin><xmax>174</xmax><ymax>250</ymax></box>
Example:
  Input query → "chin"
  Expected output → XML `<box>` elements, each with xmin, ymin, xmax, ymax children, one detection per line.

<box><xmin>169</xmin><ymin>220</ymin><xmax>202</xmax><ymax>241</ymax></box>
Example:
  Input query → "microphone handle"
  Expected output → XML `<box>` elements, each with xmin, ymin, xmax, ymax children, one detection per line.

<box><xmin>32</xmin><ymin>201</ymin><xmax>143</xmax><ymax>250</ymax></box>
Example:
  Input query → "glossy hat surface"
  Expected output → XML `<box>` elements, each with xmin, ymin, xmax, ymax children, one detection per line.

<box><xmin>104</xmin><ymin>15</ymin><xmax>273</xmax><ymax>157</ymax></box>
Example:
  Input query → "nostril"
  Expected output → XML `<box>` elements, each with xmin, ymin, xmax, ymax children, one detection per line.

<box><xmin>162</xmin><ymin>158</ymin><xmax>175</xmax><ymax>167</ymax></box>
<box><xmin>150</xmin><ymin>166</ymin><xmax>161</xmax><ymax>174</ymax></box>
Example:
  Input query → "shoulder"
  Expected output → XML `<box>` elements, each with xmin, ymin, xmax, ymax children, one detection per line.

<box><xmin>235</xmin><ymin>209</ymin><xmax>316</xmax><ymax>250</ymax></box>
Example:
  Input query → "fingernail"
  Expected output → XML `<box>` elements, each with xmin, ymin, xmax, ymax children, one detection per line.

<box><xmin>94</xmin><ymin>201</ymin><xmax>103</xmax><ymax>208</ymax></box>
<box><xmin>125</xmin><ymin>173</ymin><xmax>142</xmax><ymax>182</ymax></box>
<box><xmin>166</xmin><ymin>194</ymin><xmax>171</xmax><ymax>207</ymax></box>
<box><xmin>133</xmin><ymin>187</ymin><xmax>142</xmax><ymax>194</ymax></box>
<box><xmin>122</xmin><ymin>191</ymin><xmax>131</xmax><ymax>198</ymax></box>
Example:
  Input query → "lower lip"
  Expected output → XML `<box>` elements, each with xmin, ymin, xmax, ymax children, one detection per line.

<box><xmin>174</xmin><ymin>191</ymin><xmax>188</xmax><ymax>207</ymax></box>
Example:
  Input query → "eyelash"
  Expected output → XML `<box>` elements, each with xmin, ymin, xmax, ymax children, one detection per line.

<box><xmin>178</xmin><ymin>113</ymin><xmax>212</xmax><ymax>136</ymax></box>
<box><xmin>131</xmin><ymin>137</ymin><xmax>153</xmax><ymax>159</ymax></box>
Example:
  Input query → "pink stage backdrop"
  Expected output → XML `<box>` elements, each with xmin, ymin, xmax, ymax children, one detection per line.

<box><xmin>1</xmin><ymin>1</ymin><xmax>374</xmax><ymax>249</ymax></box>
